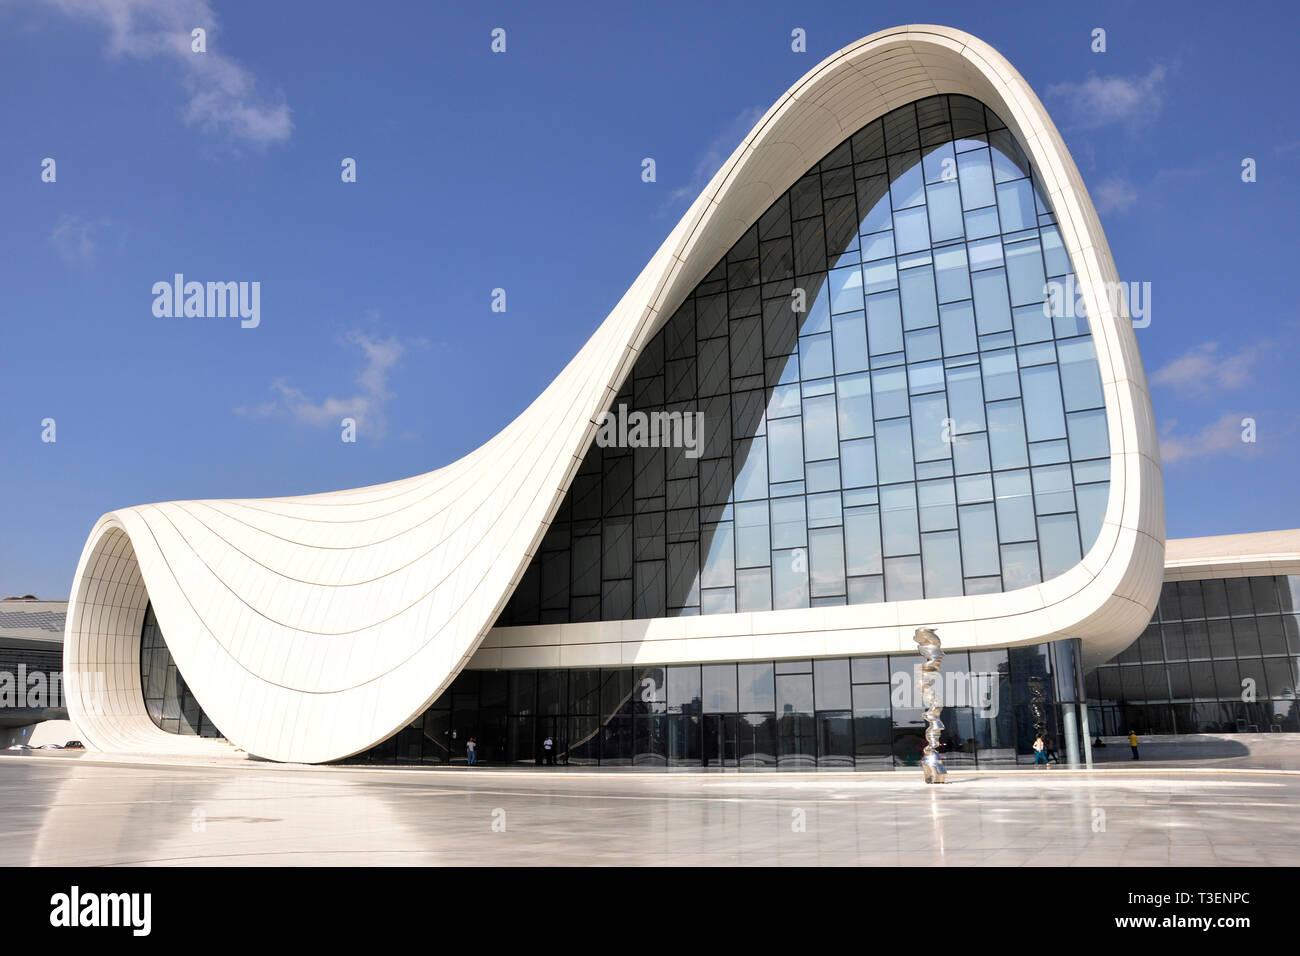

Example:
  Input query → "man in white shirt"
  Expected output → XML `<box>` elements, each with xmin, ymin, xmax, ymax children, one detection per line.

<box><xmin>543</xmin><ymin>735</ymin><xmax>555</xmax><ymax>766</ymax></box>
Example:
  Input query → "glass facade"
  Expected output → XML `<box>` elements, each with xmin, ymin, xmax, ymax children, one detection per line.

<box><xmin>1087</xmin><ymin>575</ymin><xmax>1300</xmax><ymax>735</ymax></box>
<box><xmin>139</xmin><ymin>603</ymin><xmax>223</xmax><ymax>738</ymax></box>
<box><xmin>499</xmin><ymin>94</ymin><xmax>1110</xmax><ymax>627</ymax></box>
<box><xmin>348</xmin><ymin>640</ymin><xmax>1086</xmax><ymax>768</ymax></box>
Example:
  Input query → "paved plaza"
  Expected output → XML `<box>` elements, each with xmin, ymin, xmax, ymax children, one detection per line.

<box><xmin>3</xmin><ymin>750</ymin><xmax>1298</xmax><ymax>866</ymax></box>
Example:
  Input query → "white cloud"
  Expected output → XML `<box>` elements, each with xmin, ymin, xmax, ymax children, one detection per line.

<box><xmin>662</xmin><ymin>105</ymin><xmax>766</xmax><ymax>212</ymax></box>
<box><xmin>1047</xmin><ymin>65</ymin><xmax>1166</xmax><ymax>129</ymax></box>
<box><xmin>1092</xmin><ymin>176</ymin><xmax>1139</xmax><ymax>215</ymax></box>
<box><xmin>1151</xmin><ymin>341</ymin><xmax>1265</xmax><ymax>398</ymax></box>
<box><xmin>49</xmin><ymin>213</ymin><xmax>111</xmax><ymax>263</ymax></box>
<box><xmin>237</xmin><ymin>328</ymin><xmax>418</xmax><ymax>440</ymax></box>
<box><xmin>38</xmin><ymin>0</ymin><xmax>291</xmax><ymax>146</ymax></box>
<box><xmin>1159</xmin><ymin>412</ymin><xmax>1258</xmax><ymax>465</ymax></box>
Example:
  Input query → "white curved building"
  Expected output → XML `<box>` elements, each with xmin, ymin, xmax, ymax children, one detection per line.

<box><xmin>63</xmin><ymin>24</ymin><xmax>1164</xmax><ymax>766</ymax></box>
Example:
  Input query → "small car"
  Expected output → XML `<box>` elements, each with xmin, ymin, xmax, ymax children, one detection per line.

<box><xmin>63</xmin><ymin>741</ymin><xmax>85</xmax><ymax>750</ymax></box>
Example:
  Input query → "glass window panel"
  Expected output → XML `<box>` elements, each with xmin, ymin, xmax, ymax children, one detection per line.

<box><xmin>736</xmin><ymin>567</ymin><xmax>772</xmax><ymax>612</ymax></box>
<box><xmin>899</xmin><ymin>266</ymin><xmax>939</xmax><ymax>329</ymax></box>
<box><xmin>993</xmin><ymin>469</ymin><xmax>1035</xmax><ymax>541</ymax></box>
<box><xmin>880</xmin><ymin>484</ymin><xmax>920</xmax><ymax>556</ymax></box>
<box><xmin>910</xmin><ymin>392</ymin><xmax>950</xmax><ymax>461</ymax></box>
<box><xmin>845</xmin><ymin>505</ymin><xmax>883</xmax><ymax>576</ymax></box>
<box><xmin>1001</xmin><ymin>541</ymin><xmax>1041</xmax><ymax>590</ymax></box>
<box><xmin>831</xmin><ymin>312</ymin><xmax>868</xmax><ymax>373</ymax></box>
<box><xmin>965</xmin><ymin>205</ymin><xmax>1000</xmax><ymax>239</ymax></box>
<box><xmin>1013</xmin><ymin>302</ymin><xmax>1053</xmax><ymax>344</ymax></box>
<box><xmin>917</xmin><ymin>479</ymin><xmax>957</xmax><ymax>532</ymax></box>
<box><xmin>939</xmin><ymin>300</ymin><xmax>977</xmax><ymax>356</ymax></box>
<box><xmin>986</xmin><ymin>400</ymin><xmax>1029</xmax><ymax>470</ymax></box>
<box><xmin>1076</xmin><ymin>482</ymin><xmax>1109</xmax><ymax>553</ymax></box>
<box><xmin>981</xmin><ymin>349</ymin><xmax>1019</xmax><ymax>400</ymax></box>
<box><xmin>933</xmin><ymin>245</ymin><xmax>972</xmax><ymax>303</ymax></box>
<box><xmin>861</xmin><ymin>230</ymin><xmax>895</xmax><ymax>261</ymax></box>
<box><xmin>875</xmin><ymin>418</ymin><xmax>915</xmax><ymax>484</ymax></box>
<box><xmin>1252</xmin><ymin>577</ymin><xmax>1281</xmax><ymax>615</ymax></box>
<box><xmin>801</xmin><ymin>332</ymin><xmax>834</xmax><ymax>380</ymax></box>
<box><xmin>971</xmin><ymin>269</ymin><xmax>1012</xmax><ymax>334</ymax></box>
<box><xmin>840</xmin><ymin>437</ymin><xmax>877</xmax><ymax>488</ymax></box>
<box><xmin>957</xmin><ymin>149</ymin><xmax>995</xmax><ymax>209</ymax></box>
<box><xmin>1040</xmin><ymin>224</ymin><xmax>1070</xmax><ymax>276</ymax></box>
<box><xmin>807</xmin><ymin>491</ymin><xmax>842</xmax><ymax>528</ymax></box>
<box><xmin>1038</xmin><ymin>513</ymin><xmax>1082</xmax><ymax>580</ymax></box>
<box><xmin>809</xmin><ymin>527</ymin><xmax>847</xmax><ymax>597</ymax></box>
<box><xmin>814</xmin><ymin>659</ymin><xmax>853</xmax><ymax>710</ymax></box>
<box><xmin>703</xmin><ymin>664</ymin><xmax>738</xmax><ymax>712</ymax></box>
<box><xmin>866</xmin><ymin>290</ymin><xmax>903</xmax><ymax>355</ymax></box>
<box><xmin>904</xmin><ymin>325</ymin><xmax>946</xmax><ymax>361</ymax></box>
<box><xmin>1020</xmin><ymin>364</ymin><xmax>1067</xmax><ymax>441</ymax></box>
<box><xmin>953</xmin><ymin>431</ymin><xmax>991</xmax><ymax>475</ymax></box>
<box><xmin>667</xmin><ymin>666</ymin><xmax>702</xmax><ymax>715</ymax></box>
<box><xmin>836</xmin><ymin>372</ymin><xmax>873</xmax><ymax>439</ymax></box>
<box><xmin>945</xmin><ymin>363</ymin><xmax>985</xmax><ymax>433</ymax></box>
<box><xmin>738</xmin><ymin>663</ymin><xmax>775</xmax><ymax>711</ymax></box>
<box><xmin>890</xmin><ymin>154</ymin><xmax>926</xmax><ymax>208</ymax></box>
<box><xmin>996</xmin><ymin>179</ymin><xmax>1036</xmax><ymax>232</ymax></box>
<box><xmin>767</xmin><ymin>417</ymin><xmax>804</xmax><ymax>483</ymax></box>
<box><xmin>828</xmin><ymin>264</ymin><xmax>864</xmax><ymax>315</ymax></box>
<box><xmin>894</xmin><ymin>205</ymin><xmax>931</xmax><ymax>253</ymax></box>
<box><xmin>959</xmin><ymin>503</ymin><xmax>1000</xmax><ymax>577</ymax></box>
<box><xmin>770</xmin><ymin>497</ymin><xmax>807</xmax><ymax>549</ymax></box>
<box><xmin>1004</xmin><ymin>239</ymin><xmax>1046</xmax><ymax>307</ymax></box>
<box><xmin>967</xmin><ymin>236</ymin><xmax>1003</xmax><ymax>271</ymax></box>
<box><xmin>884</xmin><ymin>555</ymin><xmax>924</xmax><ymax>601</ymax></box>
<box><xmin>700</xmin><ymin>523</ymin><xmax>734</xmax><ymax>589</ymax></box>
<box><xmin>872</xmin><ymin>366</ymin><xmax>910</xmax><ymax>421</ymax></box>
<box><xmin>922</xmin><ymin>530</ymin><xmax>963</xmax><ymax>597</ymax></box>
<box><xmin>1067</xmin><ymin>408</ymin><xmax>1109</xmax><ymax>461</ymax></box>
<box><xmin>926</xmin><ymin>180</ymin><xmax>964</xmax><ymax>242</ymax></box>
<box><xmin>734</xmin><ymin>500</ymin><xmax>770</xmax><ymax>568</ymax></box>
<box><xmin>772</xmin><ymin>548</ymin><xmax>810</xmax><ymax>609</ymax></box>
<box><xmin>803</xmin><ymin>393</ymin><xmax>839</xmax><ymax>461</ymax></box>
<box><xmin>1032</xmin><ymin>463</ymin><xmax>1075</xmax><ymax>514</ymax></box>
<box><xmin>848</xmin><ymin>575</ymin><xmax>885</xmax><ymax>604</ymax></box>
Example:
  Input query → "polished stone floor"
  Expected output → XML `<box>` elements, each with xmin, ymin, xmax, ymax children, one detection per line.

<box><xmin>3</xmin><ymin>753</ymin><xmax>1298</xmax><ymax>866</ymax></box>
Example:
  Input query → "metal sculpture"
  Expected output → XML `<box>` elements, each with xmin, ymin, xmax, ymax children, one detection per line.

<box><xmin>913</xmin><ymin>627</ymin><xmax>948</xmax><ymax>784</ymax></box>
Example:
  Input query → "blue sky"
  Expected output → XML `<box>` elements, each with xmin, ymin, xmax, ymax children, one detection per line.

<box><xmin>2</xmin><ymin>0</ymin><xmax>1297</xmax><ymax>599</ymax></box>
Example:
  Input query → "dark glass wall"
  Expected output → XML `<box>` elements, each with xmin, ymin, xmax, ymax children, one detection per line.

<box><xmin>498</xmin><ymin>94</ymin><xmax>1110</xmax><ymax>628</ymax></box>
<box><xmin>139</xmin><ymin>603</ymin><xmax>223</xmax><ymax>738</ymax></box>
<box><xmin>348</xmin><ymin>640</ymin><xmax>1085</xmax><ymax>769</ymax></box>
<box><xmin>1087</xmin><ymin>574</ymin><xmax>1300</xmax><ymax>735</ymax></box>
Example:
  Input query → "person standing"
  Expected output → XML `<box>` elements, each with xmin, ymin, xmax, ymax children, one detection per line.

<box><xmin>543</xmin><ymin>734</ymin><xmax>555</xmax><ymax>766</ymax></box>
<box><xmin>467</xmin><ymin>736</ymin><xmax>477</xmax><ymax>766</ymax></box>
<box><xmin>1033</xmin><ymin>734</ymin><xmax>1049</xmax><ymax>769</ymax></box>
<box><xmin>1128</xmin><ymin>731</ymin><xmax>1139</xmax><ymax>760</ymax></box>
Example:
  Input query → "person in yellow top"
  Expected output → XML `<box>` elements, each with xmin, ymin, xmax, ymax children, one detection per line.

<box><xmin>1128</xmin><ymin>731</ymin><xmax>1139</xmax><ymax>761</ymax></box>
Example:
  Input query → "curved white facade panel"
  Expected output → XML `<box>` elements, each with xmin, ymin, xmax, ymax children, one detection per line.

<box><xmin>64</xmin><ymin>25</ymin><xmax>1164</xmax><ymax>763</ymax></box>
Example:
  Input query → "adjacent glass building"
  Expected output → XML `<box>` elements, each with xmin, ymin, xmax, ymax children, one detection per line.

<box><xmin>1088</xmin><ymin>575</ymin><xmax>1300</xmax><ymax>735</ymax></box>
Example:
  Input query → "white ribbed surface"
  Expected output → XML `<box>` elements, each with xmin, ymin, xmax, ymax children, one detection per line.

<box><xmin>64</xmin><ymin>25</ymin><xmax>1165</xmax><ymax>762</ymax></box>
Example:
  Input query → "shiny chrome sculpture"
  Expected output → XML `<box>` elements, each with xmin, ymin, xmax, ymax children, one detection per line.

<box><xmin>914</xmin><ymin>627</ymin><xmax>949</xmax><ymax>784</ymax></box>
